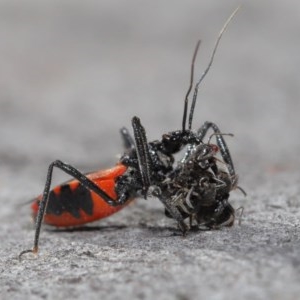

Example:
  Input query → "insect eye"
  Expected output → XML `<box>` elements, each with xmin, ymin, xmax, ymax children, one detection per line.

<box><xmin>162</xmin><ymin>132</ymin><xmax>183</xmax><ymax>153</ymax></box>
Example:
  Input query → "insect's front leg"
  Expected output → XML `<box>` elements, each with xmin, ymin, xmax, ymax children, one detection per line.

<box><xmin>197</xmin><ymin>121</ymin><xmax>235</xmax><ymax>179</ymax></box>
<box><xmin>131</xmin><ymin>116</ymin><xmax>154</xmax><ymax>198</ymax></box>
<box><xmin>19</xmin><ymin>160</ymin><xmax>131</xmax><ymax>259</ymax></box>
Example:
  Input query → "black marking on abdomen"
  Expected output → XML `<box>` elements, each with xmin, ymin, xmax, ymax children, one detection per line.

<box><xmin>46</xmin><ymin>184</ymin><xmax>93</xmax><ymax>218</ymax></box>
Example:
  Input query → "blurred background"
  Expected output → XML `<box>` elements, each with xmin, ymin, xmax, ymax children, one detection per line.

<box><xmin>1</xmin><ymin>0</ymin><xmax>299</xmax><ymax>177</ymax></box>
<box><xmin>1</xmin><ymin>0</ymin><xmax>300</xmax><ymax>299</ymax></box>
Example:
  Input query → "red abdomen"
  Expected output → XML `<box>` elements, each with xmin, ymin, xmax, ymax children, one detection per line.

<box><xmin>31</xmin><ymin>164</ymin><xmax>130</xmax><ymax>227</ymax></box>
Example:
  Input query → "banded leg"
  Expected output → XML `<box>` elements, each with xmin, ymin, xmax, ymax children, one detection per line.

<box><xmin>19</xmin><ymin>160</ymin><xmax>130</xmax><ymax>258</ymax></box>
<box><xmin>197</xmin><ymin>121</ymin><xmax>235</xmax><ymax>177</ymax></box>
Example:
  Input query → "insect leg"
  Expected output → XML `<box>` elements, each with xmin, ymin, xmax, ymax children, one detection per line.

<box><xmin>19</xmin><ymin>160</ymin><xmax>130</xmax><ymax>258</ymax></box>
<box><xmin>152</xmin><ymin>188</ymin><xmax>188</xmax><ymax>235</ymax></box>
<box><xmin>197</xmin><ymin>121</ymin><xmax>235</xmax><ymax>177</ymax></box>
<box><xmin>131</xmin><ymin>116</ymin><xmax>153</xmax><ymax>198</ymax></box>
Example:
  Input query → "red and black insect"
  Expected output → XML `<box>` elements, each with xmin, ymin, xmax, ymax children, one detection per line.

<box><xmin>30</xmin><ymin>164</ymin><xmax>129</xmax><ymax>227</ymax></box>
<box><xmin>20</xmin><ymin>8</ymin><xmax>242</xmax><ymax>258</ymax></box>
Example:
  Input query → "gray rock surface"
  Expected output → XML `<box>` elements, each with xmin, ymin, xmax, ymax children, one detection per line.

<box><xmin>0</xmin><ymin>1</ymin><xmax>299</xmax><ymax>299</ymax></box>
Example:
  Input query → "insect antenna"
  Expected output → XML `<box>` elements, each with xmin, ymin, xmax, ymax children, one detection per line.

<box><xmin>182</xmin><ymin>40</ymin><xmax>201</xmax><ymax>132</ymax></box>
<box><xmin>188</xmin><ymin>6</ymin><xmax>240</xmax><ymax>130</ymax></box>
<box><xmin>207</xmin><ymin>132</ymin><xmax>234</xmax><ymax>145</ymax></box>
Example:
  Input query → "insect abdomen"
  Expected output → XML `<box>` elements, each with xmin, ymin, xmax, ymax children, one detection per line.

<box><xmin>31</xmin><ymin>164</ymin><xmax>130</xmax><ymax>227</ymax></box>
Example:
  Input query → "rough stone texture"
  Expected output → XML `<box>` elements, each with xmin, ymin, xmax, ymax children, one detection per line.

<box><xmin>0</xmin><ymin>1</ymin><xmax>299</xmax><ymax>299</ymax></box>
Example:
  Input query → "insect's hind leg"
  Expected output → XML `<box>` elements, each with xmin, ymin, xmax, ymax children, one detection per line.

<box><xmin>197</xmin><ymin>121</ymin><xmax>235</xmax><ymax>178</ymax></box>
<box><xmin>19</xmin><ymin>160</ymin><xmax>130</xmax><ymax>258</ymax></box>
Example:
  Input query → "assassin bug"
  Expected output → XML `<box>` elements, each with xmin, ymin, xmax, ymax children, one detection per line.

<box><xmin>20</xmin><ymin>7</ymin><xmax>241</xmax><ymax>258</ymax></box>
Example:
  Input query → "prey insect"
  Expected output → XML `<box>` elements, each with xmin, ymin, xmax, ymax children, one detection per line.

<box><xmin>161</xmin><ymin>133</ymin><xmax>245</xmax><ymax>232</ymax></box>
<box><xmin>20</xmin><ymin>7</ymin><xmax>242</xmax><ymax>258</ymax></box>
